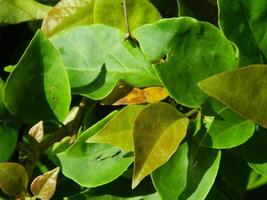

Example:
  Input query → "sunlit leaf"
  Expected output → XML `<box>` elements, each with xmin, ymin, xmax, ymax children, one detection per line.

<box><xmin>0</xmin><ymin>0</ymin><xmax>51</xmax><ymax>24</ymax></box>
<box><xmin>132</xmin><ymin>103</ymin><xmax>189</xmax><ymax>188</ymax></box>
<box><xmin>42</xmin><ymin>0</ymin><xmax>160</xmax><ymax>36</ymax></box>
<box><xmin>30</xmin><ymin>167</ymin><xmax>60</xmax><ymax>200</ymax></box>
<box><xmin>4</xmin><ymin>30</ymin><xmax>71</xmax><ymax>123</ymax></box>
<box><xmin>51</xmin><ymin>25</ymin><xmax>160</xmax><ymax>99</ymax></box>
<box><xmin>87</xmin><ymin>105</ymin><xmax>144</xmax><ymax>151</ymax></box>
<box><xmin>218</xmin><ymin>0</ymin><xmax>267</xmax><ymax>66</ymax></box>
<box><xmin>0</xmin><ymin>163</ymin><xmax>28</xmax><ymax>197</ymax></box>
<box><xmin>29</xmin><ymin>121</ymin><xmax>44</xmax><ymax>143</ymax></box>
<box><xmin>199</xmin><ymin>65</ymin><xmax>267</xmax><ymax>128</ymax></box>
<box><xmin>113</xmin><ymin>87</ymin><xmax>168</xmax><ymax>105</ymax></box>
<box><xmin>199</xmin><ymin>108</ymin><xmax>255</xmax><ymax>149</ymax></box>
<box><xmin>134</xmin><ymin>17</ymin><xmax>237</xmax><ymax>107</ymax></box>
<box><xmin>58</xmin><ymin>111</ymin><xmax>134</xmax><ymax>187</ymax></box>
<box><xmin>152</xmin><ymin>141</ymin><xmax>221</xmax><ymax>200</ymax></box>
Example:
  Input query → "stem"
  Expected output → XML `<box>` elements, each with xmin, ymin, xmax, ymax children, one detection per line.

<box><xmin>25</xmin><ymin>97</ymin><xmax>88</xmax><ymax>177</ymax></box>
<box><xmin>184</xmin><ymin>108</ymin><xmax>199</xmax><ymax>118</ymax></box>
<box><xmin>122</xmin><ymin>0</ymin><xmax>131</xmax><ymax>38</ymax></box>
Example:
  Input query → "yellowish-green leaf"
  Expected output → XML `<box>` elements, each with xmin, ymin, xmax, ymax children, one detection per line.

<box><xmin>42</xmin><ymin>0</ymin><xmax>161</xmax><ymax>36</ymax></box>
<box><xmin>42</xmin><ymin>0</ymin><xmax>95</xmax><ymax>36</ymax></box>
<box><xmin>132</xmin><ymin>103</ymin><xmax>189</xmax><ymax>188</ymax></box>
<box><xmin>0</xmin><ymin>163</ymin><xmax>28</xmax><ymax>197</ymax></box>
<box><xmin>29</xmin><ymin>121</ymin><xmax>44</xmax><ymax>143</ymax></box>
<box><xmin>30</xmin><ymin>167</ymin><xmax>60</xmax><ymax>200</ymax></box>
<box><xmin>113</xmin><ymin>87</ymin><xmax>168</xmax><ymax>105</ymax></box>
<box><xmin>87</xmin><ymin>105</ymin><xmax>144</xmax><ymax>151</ymax></box>
<box><xmin>199</xmin><ymin>65</ymin><xmax>267</xmax><ymax>128</ymax></box>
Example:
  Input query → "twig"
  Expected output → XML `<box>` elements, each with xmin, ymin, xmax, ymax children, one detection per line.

<box><xmin>122</xmin><ymin>0</ymin><xmax>131</xmax><ymax>38</ymax></box>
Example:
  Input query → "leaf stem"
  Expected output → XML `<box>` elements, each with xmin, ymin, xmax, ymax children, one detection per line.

<box><xmin>122</xmin><ymin>0</ymin><xmax>131</xmax><ymax>38</ymax></box>
<box><xmin>184</xmin><ymin>108</ymin><xmax>199</xmax><ymax>118</ymax></box>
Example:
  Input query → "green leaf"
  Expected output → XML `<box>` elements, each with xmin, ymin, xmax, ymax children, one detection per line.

<box><xmin>133</xmin><ymin>103</ymin><xmax>189</xmax><ymax>188</ymax></box>
<box><xmin>152</xmin><ymin>141</ymin><xmax>221</xmax><ymax>200</ymax></box>
<box><xmin>243</xmin><ymin>127</ymin><xmax>267</xmax><ymax>177</ymax></box>
<box><xmin>200</xmin><ymin>108</ymin><xmax>255</xmax><ymax>149</ymax></box>
<box><xmin>30</xmin><ymin>167</ymin><xmax>60</xmax><ymax>200</ymax></box>
<box><xmin>0</xmin><ymin>0</ymin><xmax>51</xmax><ymax>24</ymax></box>
<box><xmin>94</xmin><ymin>0</ymin><xmax>161</xmax><ymax>33</ymax></box>
<box><xmin>218</xmin><ymin>0</ymin><xmax>267</xmax><ymax>66</ymax></box>
<box><xmin>87</xmin><ymin>105</ymin><xmax>144</xmax><ymax>151</ymax></box>
<box><xmin>199</xmin><ymin>65</ymin><xmax>267</xmax><ymax>128</ymax></box>
<box><xmin>42</xmin><ymin>0</ymin><xmax>160</xmax><ymax>37</ymax></box>
<box><xmin>0</xmin><ymin>79</ymin><xmax>7</xmax><ymax>119</ymax></box>
<box><xmin>4</xmin><ymin>30</ymin><xmax>71</xmax><ymax>123</ymax></box>
<box><xmin>0</xmin><ymin>163</ymin><xmax>28</xmax><ymax>197</ymax></box>
<box><xmin>247</xmin><ymin>170</ymin><xmax>267</xmax><ymax>190</ymax></box>
<box><xmin>51</xmin><ymin>25</ymin><xmax>160</xmax><ymax>99</ymax></box>
<box><xmin>133</xmin><ymin>17</ymin><xmax>237</xmax><ymax>108</ymax></box>
<box><xmin>42</xmin><ymin>0</ymin><xmax>96</xmax><ymax>36</ymax></box>
<box><xmin>0</xmin><ymin>123</ymin><xmax>18</xmax><ymax>163</ymax></box>
<box><xmin>58</xmin><ymin>111</ymin><xmax>134</xmax><ymax>187</ymax></box>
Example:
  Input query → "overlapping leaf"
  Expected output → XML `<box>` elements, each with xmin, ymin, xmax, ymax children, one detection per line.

<box><xmin>200</xmin><ymin>108</ymin><xmax>255</xmax><ymax>149</ymax></box>
<box><xmin>218</xmin><ymin>0</ymin><xmax>267</xmax><ymax>66</ymax></box>
<box><xmin>58</xmin><ymin>111</ymin><xmax>134</xmax><ymax>187</ymax></box>
<box><xmin>133</xmin><ymin>17</ymin><xmax>237</xmax><ymax>108</ymax></box>
<box><xmin>152</xmin><ymin>142</ymin><xmax>221</xmax><ymax>200</ymax></box>
<box><xmin>51</xmin><ymin>25</ymin><xmax>160</xmax><ymax>99</ymax></box>
<box><xmin>87</xmin><ymin>105</ymin><xmax>144</xmax><ymax>151</ymax></box>
<box><xmin>4</xmin><ymin>30</ymin><xmax>71</xmax><ymax>123</ymax></box>
<box><xmin>0</xmin><ymin>163</ymin><xmax>28</xmax><ymax>197</ymax></box>
<box><xmin>42</xmin><ymin>0</ymin><xmax>161</xmax><ymax>36</ymax></box>
<box><xmin>0</xmin><ymin>0</ymin><xmax>51</xmax><ymax>24</ymax></box>
<box><xmin>199</xmin><ymin>65</ymin><xmax>267</xmax><ymax>128</ymax></box>
<box><xmin>132</xmin><ymin>103</ymin><xmax>189</xmax><ymax>188</ymax></box>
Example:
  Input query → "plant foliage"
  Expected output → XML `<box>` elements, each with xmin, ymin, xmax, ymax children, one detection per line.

<box><xmin>0</xmin><ymin>0</ymin><xmax>267</xmax><ymax>199</ymax></box>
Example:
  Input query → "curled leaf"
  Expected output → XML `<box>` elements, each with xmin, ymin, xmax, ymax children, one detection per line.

<box><xmin>30</xmin><ymin>167</ymin><xmax>60</xmax><ymax>200</ymax></box>
<box><xmin>29</xmin><ymin>121</ymin><xmax>44</xmax><ymax>143</ymax></box>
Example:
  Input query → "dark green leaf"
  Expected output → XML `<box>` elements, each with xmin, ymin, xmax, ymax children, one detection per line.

<box><xmin>0</xmin><ymin>163</ymin><xmax>28</xmax><ymax>197</ymax></box>
<box><xmin>0</xmin><ymin>123</ymin><xmax>18</xmax><ymax>162</ymax></box>
<box><xmin>152</xmin><ymin>141</ymin><xmax>221</xmax><ymax>200</ymax></box>
<box><xmin>199</xmin><ymin>65</ymin><xmax>267</xmax><ymax>128</ymax></box>
<box><xmin>218</xmin><ymin>0</ymin><xmax>267</xmax><ymax>66</ymax></box>
<box><xmin>133</xmin><ymin>103</ymin><xmax>189</xmax><ymax>188</ymax></box>
<box><xmin>58</xmin><ymin>111</ymin><xmax>134</xmax><ymax>187</ymax></box>
<box><xmin>243</xmin><ymin>127</ymin><xmax>267</xmax><ymax>177</ymax></box>
<box><xmin>134</xmin><ymin>17</ymin><xmax>237</xmax><ymax>107</ymax></box>
<box><xmin>51</xmin><ymin>25</ymin><xmax>160</xmax><ymax>99</ymax></box>
<box><xmin>4</xmin><ymin>30</ymin><xmax>71</xmax><ymax>123</ymax></box>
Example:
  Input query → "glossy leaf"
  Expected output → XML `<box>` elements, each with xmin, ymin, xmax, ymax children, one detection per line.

<box><xmin>133</xmin><ymin>103</ymin><xmax>189</xmax><ymax>188</ymax></box>
<box><xmin>247</xmin><ymin>170</ymin><xmax>267</xmax><ymax>190</ymax></box>
<box><xmin>51</xmin><ymin>25</ymin><xmax>160</xmax><ymax>99</ymax></box>
<box><xmin>42</xmin><ymin>0</ymin><xmax>95</xmax><ymax>36</ymax></box>
<box><xmin>218</xmin><ymin>0</ymin><xmax>267</xmax><ymax>66</ymax></box>
<box><xmin>94</xmin><ymin>0</ymin><xmax>161</xmax><ymax>33</ymax></box>
<box><xmin>29</xmin><ymin>121</ymin><xmax>44</xmax><ymax>143</ymax></box>
<box><xmin>30</xmin><ymin>167</ymin><xmax>60</xmax><ymax>200</ymax></box>
<box><xmin>113</xmin><ymin>87</ymin><xmax>168</xmax><ymax>105</ymax></box>
<box><xmin>134</xmin><ymin>17</ymin><xmax>237</xmax><ymax>107</ymax></box>
<box><xmin>58</xmin><ymin>111</ymin><xmax>134</xmax><ymax>187</ymax></box>
<box><xmin>0</xmin><ymin>0</ymin><xmax>51</xmax><ymax>24</ymax></box>
<box><xmin>243</xmin><ymin>127</ymin><xmax>267</xmax><ymax>177</ymax></box>
<box><xmin>0</xmin><ymin>79</ymin><xmax>7</xmax><ymax>119</ymax></box>
<box><xmin>200</xmin><ymin>108</ymin><xmax>255</xmax><ymax>149</ymax></box>
<box><xmin>87</xmin><ymin>105</ymin><xmax>144</xmax><ymax>151</ymax></box>
<box><xmin>152</xmin><ymin>142</ymin><xmax>221</xmax><ymax>200</ymax></box>
<box><xmin>4</xmin><ymin>30</ymin><xmax>71</xmax><ymax>123</ymax></box>
<box><xmin>0</xmin><ymin>123</ymin><xmax>18</xmax><ymax>162</ymax></box>
<box><xmin>42</xmin><ymin>0</ymin><xmax>161</xmax><ymax>36</ymax></box>
<box><xmin>0</xmin><ymin>163</ymin><xmax>28</xmax><ymax>197</ymax></box>
<box><xmin>199</xmin><ymin>65</ymin><xmax>267</xmax><ymax>128</ymax></box>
